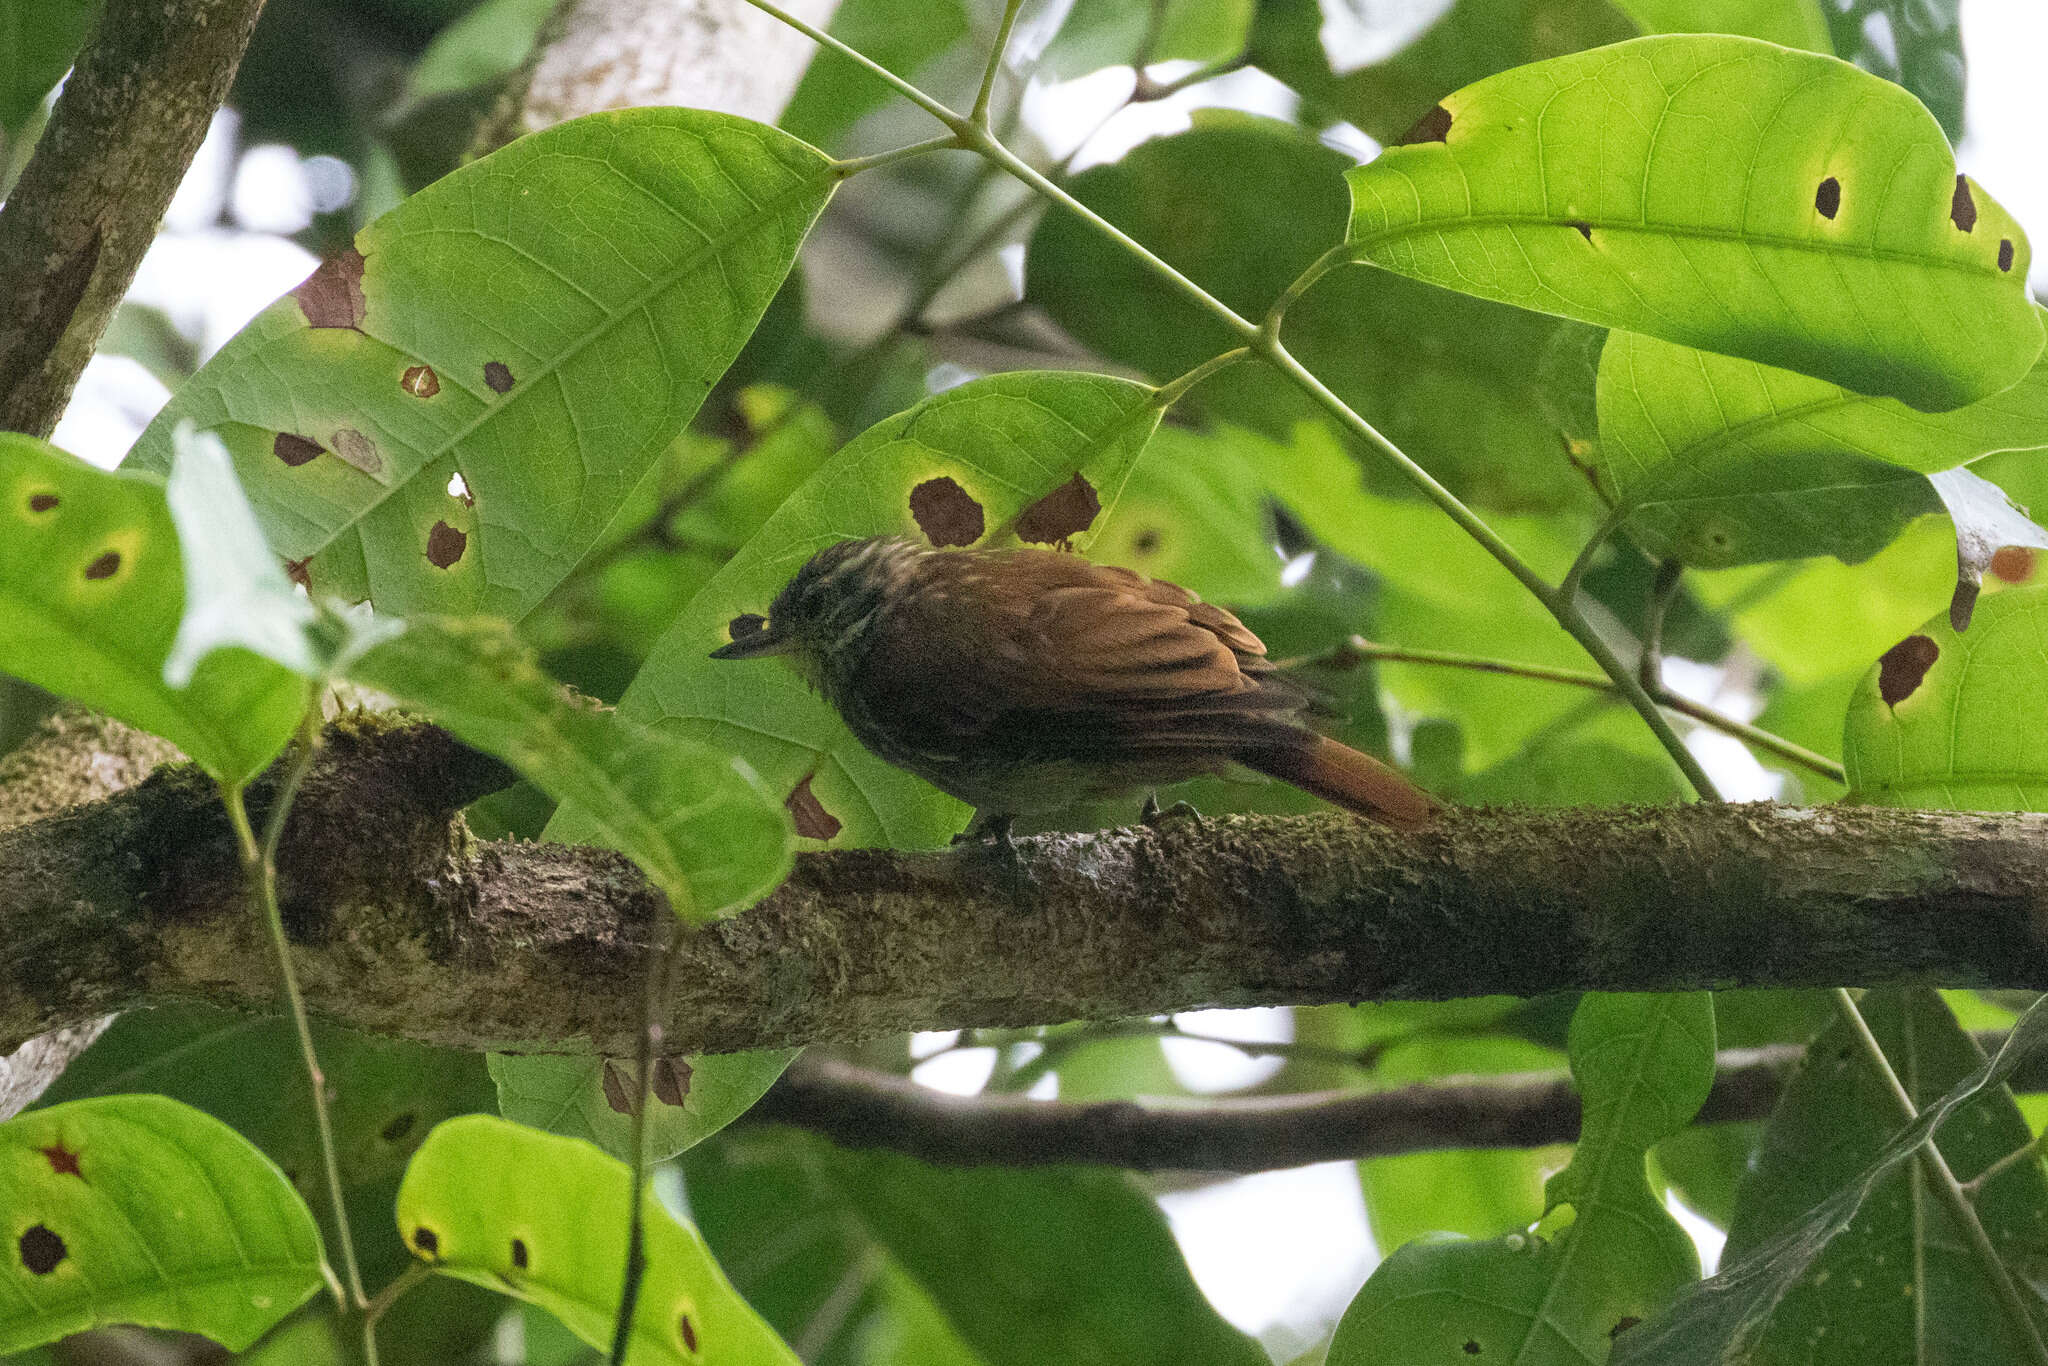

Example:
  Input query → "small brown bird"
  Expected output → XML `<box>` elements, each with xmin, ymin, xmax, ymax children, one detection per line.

<box><xmin>710</xmin><ymin>537</ymin><xmax>1437</xmax><ymax>835</ymax></box>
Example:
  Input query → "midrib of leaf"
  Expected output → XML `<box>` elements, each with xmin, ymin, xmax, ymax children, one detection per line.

<box><xmin>285</xmin><ymin>167</ymin><xmax>835</xmax><ymax>567</ymax></box>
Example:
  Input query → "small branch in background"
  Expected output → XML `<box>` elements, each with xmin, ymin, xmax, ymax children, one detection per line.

<box><xmin>0</xmin><ymin>0</ymin><xmax>270</xmax><ymax>436</ymax></box>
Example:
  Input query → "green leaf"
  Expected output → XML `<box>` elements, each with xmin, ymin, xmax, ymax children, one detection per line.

<box><xmin>1828</xmin><ymin>0</ymin><xmax>1965</xmax><ymax>143</ymax></box>
<box><xmin>1040</xmin><ymin>0</ymin><xmax>1252</xmax><ymax>80</ymax></box>
<box><xmin>128</xmin><ymin>108</ymin><xmax>836</xmax><ymax>622</ymax></box>
<box><xmin>778</xmin><ymin>0</ymin><xmax>970</xmax><ymax>150</ymax></box>
<box><xmin>687</xmin><ymin>1127</ymin><xmax>1267</xmax><ymax>1366</ymax></box>
<box><xmin>400</xmin><ymin>0</ymin><xmax>554</xmax><ymax>109</ymax></box>
<box><xmin>395</xmin><ymin>1114</ymin><xmax>800</xmax><ymax>1366</ymax></box>
<box><xmin>488</xmin><ymin>1048</ymin><xmax>796</xmax><ymax>1162</ymax></box>
<box><xmin>1345</xmin><ymin>35</ymin><xmax>2041</xmax><ymax>412</ymax></box>
<box><xmin>1614</xmin><ymin>996</ymin><xmax>2048</xmax><ymax>1364</ymax></box>
<box><xmin>0</xmin><ymin>1094</ymin><xmax>323</xmax><ymax>1354</ymax></box>
<box><xmin>1713</xmin><ymin>989</ymin><xmax>2048</xmax><ymax>1364</ymax></box>
<box><xmin>0</xmin><ymin>0</ymin><xmax>96</xmax><ymax>136</ymax></box>
<box><xmin>1088</xmin><ymin>425</ymin><xmax>1281</xmax><ymax>607</ymax></box>
<box><xmin>561</xmin><ymin>371</ymin><xmax>1166</xmax><ymax>851</ymax></box>
<box><xmin>349</xmin><ymin>615</ymin><xmax>793</xmax><ymax>921</ymax></box>
<box><xmin>1329</xmin><ymin>992</ymin><xmax>1714</xmax><ymax>1365</ymax></box>
<box><xmin>1594</xmin><ymin>323</ymin><xmax>2048</xmax><ymax>568</ymax></box>
<box><xmin>1611</xmin><ymin>0</ymin><xmax>1831</xmax><ymax>51</ymax></box>
<box><xmin>1843</xmin><ymin>584</ymin><xmax>2048</xmax><ymax>811</ymax></box>
<box><xmin>0</xmin><ymin>431</ymin><xmax>302</xmax><ymax>783</ymax></box>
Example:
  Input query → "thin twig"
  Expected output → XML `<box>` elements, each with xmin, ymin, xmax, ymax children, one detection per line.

<box><xmin>608</xmin><ymin>913</ymin><xmax>686</xmax><ymax>1366</ymax></box>
<box><xmin>971</xmin><ymin>0</ymin><xmax>1028</xmax><ymax>128</ymax></box>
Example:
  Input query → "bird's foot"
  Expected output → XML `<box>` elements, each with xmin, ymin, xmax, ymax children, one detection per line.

<box><xmin>952</xmin><ymin>810</ymin><xmax>1037</xmax><ymax>895</ymax></box>
<box><xmin>1140</xmin><ymin>793</ymin><xmax>1203</xmax><ymax>828</ymax></box>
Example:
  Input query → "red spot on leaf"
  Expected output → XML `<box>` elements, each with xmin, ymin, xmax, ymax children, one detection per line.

<box><xmin>293</xmin><ymin>248</ymin><xmax>366</xmax><ymax>329</ymax></box>
<box><xmin>680</xmin><ymin>1314</ymin><xmax>698</xmax><ymax>1353</ymax></box>
<box><xmin>1814</xmin><ymin>177</ymin><xmax>1841</xmax><ymax>219</ymax></box>
<box><xmin>39</xmin><ymin>1145</ymin><xmax>81</xmax><ymax>1178</ymax></box>
<box><xmin>1951</xmin><ymin>175</ymin><xmax>1977</xmax><ymax>232</ymax></box>
<box><xmin>1991</xmin><ymin>546</ymin><xmax>2035</xmax><ymax>583</ymax></box>
<box><xmin>1016</xmin><ymin>473</ymin><xmax>1101</xmax><ymax>546</ymax></box>
<box><xmin>601</xmin><ymin>1060</ymin><xmax>637</xmax><ymax>1116</ymax></box>
<box><xmin>1999</xmin><ymin>239</ymin><xmax>2016</xmax><ymax>272</ymax></box>
<box><xmin>82</xmin><ymin>551</ymin><xmax>120</xmax><ymax>580</ymax></box>
<box><xmin>909</xmin><ymin>476</ymin><xmax>984</xmax><ymax>546</ymax></box>
<box><xmin>1878</xmin><ymin>634</ymin><xmax>1939</xmax><ymax>707</ymax></box>
<box><xmin>18</xmin><ymin>1225</ymin><xmax>64</xmax><ymax>1275</ymax></box>
<box><xmin>484</xmin><ymin>361</ymin><xmax>515</xmax><ymax>394</ymax></box>
<box><xmin>652</xmin><ymin>1057</ymin><xmax>693</xmax><ymax>1107</ymax></box>
<box><xmin>787</xmin><ymin>773</ymin><xmax>842</xmax><ymax>841</ymax></box>
<box><xmin>1399</xmin><ymin>105</ymin><xmax>1452</xmax><ymax>145</ymax></box>
<box><xmin>274</xmin><ymin>433</ymin><xmax>323</xmax><ymax>467</ymax></box>
<box><xmin>27</xmin><ymin>493</ymin><xmax>58</xmax><ymax>513</ymax></box>
<box><xmin>425</xmin><ymin>521</ymin><xmax>467</xmax><ymax>568</ymax></box>
<box><xmin>401</xmin><ymin>364</ymin><xmax>440</xmax><ymax>398</ymax></box>
<box><xmin>330</xmin><ymin>427</ymin><xmax>383</xmax><ymax>475</ymax></box>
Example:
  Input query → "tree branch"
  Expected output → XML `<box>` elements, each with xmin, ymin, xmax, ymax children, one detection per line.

<box><xmin>4</xmin><ymin>716</ymin><xmax>2048</xmax><ymax>1055</ymax></box>
<box><xmin>0</xmin><ymin>0</ymin><xmax>269</xmax><ymax>436</ymax></box>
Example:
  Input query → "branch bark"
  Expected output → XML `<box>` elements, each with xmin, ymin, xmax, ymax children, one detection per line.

<box><xmin>0</xmin><ymin>0</ymin><xmax>269</xmax><ymax>436</ymax></box>
<box><xmin>4</xmin><ymin>715</ymin><xmax>2048</xmax><ymax>1055</ymax></box>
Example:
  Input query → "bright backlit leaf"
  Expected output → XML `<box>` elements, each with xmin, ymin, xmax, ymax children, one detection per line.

<box><xmin>1345</xmin><ymin>35</ymin><xmax>2040</xmax><ymax>412</ymax></box>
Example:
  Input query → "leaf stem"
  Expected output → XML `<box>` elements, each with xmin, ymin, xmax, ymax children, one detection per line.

<box><xmin>735</xmin><ymin>0</ymin><xmax>969</xmax><ymax>134</ymax></box>
<box><xmin>1963</xmin><ymin>1127</ymin><xmax>2048</xmax><ymax>1197</ymax></box>
<box><xmin>832</xmin><ymin>133</ymin><xmax>964</xmax><ymax>179</ymax></box>
<box><xmin>1558</xmin><ymin>499</ymin><xmax>1634</xmax><ymax>605</ymax></box>
<box><xmin>220</xmin><ymin>705</ymin><xmax>372</xmax><ymax>1352</ymax></box>
<box><xmin>1327</xmin><ymin>639</ymin><xmax>1845</xmax><ymax>783</ymax></box>
<box><xmin>1828</xmin><ymin>988</ymin><xmax>2048</xmax><ymax>1366</ymax></box>
<box><xmin>972</xmin><ymin>0</ymin><xmax>1027</xmax><ymax>128</ymax></box>
<box><xmin>1262</xmin><ymin>244</ymin><xmax>1348</xmax><ymax>339</ymax></box>
<box><xmin>1153</xmin><ymin>347</ymin><xmax>1249</xmax><ymax>409</ymax></box>
<box><xmin>608</xmin><ymin>913</ymin><xmax>686</xmax><ymax>1366</ymax></box>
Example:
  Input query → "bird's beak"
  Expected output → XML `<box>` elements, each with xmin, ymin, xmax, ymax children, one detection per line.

<box><xmin>709</xmin><ymin>619</ymin><xmax>794</xmax><ymax>660</ymax></box>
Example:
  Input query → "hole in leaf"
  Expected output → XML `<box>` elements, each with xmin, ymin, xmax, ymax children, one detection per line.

<box><xmin>1815</xmin><ymin>177</ymin><xmax>1841</xmax><ymax>219</ymax></box>
<box><xmin>82</xmin><ymin>551</ymin><xmax>120</xmax><ymax>581</ymax></box>
<box><xmin>447</xmin><ymin>471</ymin><xmax>473</xmax><ymax>505</ymax></box>
<box><xmin>602</xmin><ymin>1060</ymin><xmax>637</xmax><ymax>1117</ymax></box>
<box><xmin>1999</xmin><ymin>239</ymin><xmax>2015</xmax><ymax>272</ymax></box>
<box><xmin>425</xmin><ymin>521</ymin><xmax>468</xmax><ymax>569</ymax></box>
<box><xmin>787</xmin><ymin>773</ymin><xmax>842</xmax><ymax>841</ymax></box>
<box><xmin>653</xmin><ymin>1056</ymin><xmax>693</xmax><ymax>1108</ymax></box>
<box><xmin>1951</xmin><ymin>175</ymin><xmax>1977</xmax><ymax>232</ymax></box>
<box><xmin>1877</xmin><ymin>634</ymin><xmax>1939</xmax><ymax>707</ymax></box>
<box><xmin>1398</xmin><ymin>104</ymin><xmax>1452</xmax><ymax>144</ymax></box>
<box><xmin>331</xmin><ymin>427</ymin><xmax>383</xmax><ymax>475</ymax></box>
<box><xmin>293</xmin><ymin>248</ymin><xmax>367</xmax><ymax>329</ymax></box>
<box><xmin>412</xmin><ymin>1226</ymin><xmax>439</xmax><ymax>1256</ymax></box>
<box><xmin>39</xmin><ymin>1144</ymin><xmax>81</xmax><ymax>1178</ymax></box>
<box><xmin>1016</xmin><ymin>473</ymin><xmax>1101</xmax><ymax>546</ymax></box>
<box><xmin>511</xmin><ymin>1237</ymin><xmax>528</xmax><ymax>1270</ymax></box>
<box><xmin>484</xmin><ymin>361</ymin><xmax>515</xmax><ymax>394</ymax></box>
<box><xmin>680</xmin><ymin>1313</ymin><xmax>698</xmax><ymax>1353</ymax></box>
<box><xmin>1567</xmin><ymin>220</ymin><xmax>1592</xmax><ymax>241</ymax></box>
<box><xmin>274</xmin><ymin>433</ymin><xmax>323</xmax><ymax>467</ymax></box>
<box><xmin>27</xmin><ymin>492</ymin><xmax>59</xmax><ymax>513</ymax></box>
<box><xmin>401</xmin><ymin>364</ymin><xmax>440</xmax><ymax>398</ymax></box>
<box><xmin>18</xmin><ymin>1225</ymin><xmax>64</xmax><ymax>1275</ymax></box>
<box><xmin>380</xmin><ymin>1112</ymin><xmax>416</xmax><ymax>1143</ymax></box>
<box><xmin>909</xmin><ymin>476</ymin><xmax>984</xmax><ymax>547</ymax></box>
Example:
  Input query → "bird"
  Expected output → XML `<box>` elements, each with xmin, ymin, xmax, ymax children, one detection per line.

<box><xmin>709</xmin><ymin>536</ymin><xmax>1437</xmax><ymax>838</ymax></box>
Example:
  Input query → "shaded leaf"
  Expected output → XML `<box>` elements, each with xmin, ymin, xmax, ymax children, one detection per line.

<box><xmin>488</xmin><ymin>1048</ymin><xmax>796</xmax><ymax>1162</ymax></box>
<box><xmin>778</xmin><ymin>0</ymin><xmax>970</xmax><ymax>150</ymax></box>
<box><xmin>0</xmin><ymin>0</ymin><xmax>95</xmax><ymax>137</ymax></box>
<box><xmin>1345</xmin><ymin>35</ymin><xmax>2040</xmax><ymax>412</ymax></box>
<box><xmin>1828</xmin><ymin>0</ymin><xmax>1965</xmax><ymax>143</ymax></box>
<box><xmin>1040</xmin><ymin>0</ymin><xmax>1252</xmax><ymax>80</ymax></box>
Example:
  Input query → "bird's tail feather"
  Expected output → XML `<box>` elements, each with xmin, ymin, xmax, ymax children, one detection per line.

<box><xmin>1248</xmin><ymin>736</ymin><xmax>1437</xmax><ymax>830</ymax></box>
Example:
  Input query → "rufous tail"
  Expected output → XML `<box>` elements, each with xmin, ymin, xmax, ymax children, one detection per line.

<box><xmin>1250</xmin><ymin>735</ymin><xmax>1438</xmax><ymax>830</ymax></box>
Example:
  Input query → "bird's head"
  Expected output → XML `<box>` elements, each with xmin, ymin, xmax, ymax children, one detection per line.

<box><xmin>709</xmin><ymin>537</ymin><xmax>923</xmax><ymax>681</ymax></box>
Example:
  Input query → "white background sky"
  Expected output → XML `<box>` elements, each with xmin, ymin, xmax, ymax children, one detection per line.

<box><xmin>38</xmin><ymin>2</ymin><xmax>2048</xmax><ymax>1357</ymax></box>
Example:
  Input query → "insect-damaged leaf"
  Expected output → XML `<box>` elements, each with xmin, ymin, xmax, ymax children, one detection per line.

<box><xmin>1345</xmin><ymin>35</ymin><xmax>2040</xmax><ymax>412</ymax></box>
<box><xmin>126</xmin><ymin>108</ymin><xmax>834</xmax><ymax>622</ymax></box>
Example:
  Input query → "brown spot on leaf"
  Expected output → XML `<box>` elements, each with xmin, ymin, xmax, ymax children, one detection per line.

<box><xmin>412</xmin><ymin>1226</ymin><xmax>439</xmax><ymax>1256</ymax></box>
<box><xmin>82</xmin><ymin>551</ymin><xmax>119</xmax><ymax>580</ymax></box>
<box><xmin>1991</xmin><ymin>546</ymin><xmax>2036</xmax><ymax>583</ymax></box>
<box><xmin>787</xmin><ymin>773</ymin><xmax>842</xmax><ymax>841</ymax></box>
<box><xmin>1567</xmin><ymin>220</ymin><xmax>1592</xmax><ymax>241</ymax></box>
<box><xmin>1399</xmin><ymin>104</ymin><xmax>1452</xmax><ymax>145</ymax></box>
<box><xmin>1878</xmin><ymin>634</ymin><xmax>1939</xmax><ymax>707</ymax></box>
<box><xmin>1815</xmin><ymin>176</ymin><xmax>1841</xmax><ymax>219</ymax></box>
<box><xmin>285</xmin><ymin>558</ymin><xmax>312</xmax><ymax>589</ymax></box>
<box><xmin>1016</xmin><ymin>473</ymin><xmax>1101</xmax><ymax>546</ymax></box>
<box><xmin>909</xmin><ymin>476</ymin><xmax>984</xmax><ymax>547</ymax></box>
<box><xmin>1462</xmin><ymin>1343</ymin><xmax>1481</xmax><ymax>1357</ymax></box>
<box><xmin>1131</xmin><ymin>527</ymin><xmax>1162</xmax><ymax>555</ymax></box>
<box><xmin>425</xmin><ymin>521</ymin><xmax>468</xmax><ymax>569</ymax></box>
<box><xmin>27</xmin><ymin>493</ymin><xmax>58</xmax><ymax>513</ymax></box>
<box><xmin>602</xmin><ymin>1060</ymin><xmax>637</xmax><ymax>1116</ymax></box>
<box><xmin>380</xmin><ymin>1112</ymin><xmax>416</xmax><ymax>1144</ymax></box>
<box><xmin>18</xmin><ymin>1225</ymin><xmax>64</xmax><ymax>1275</ymax></box>
<box><xmin>1951</xmin><ymin>175</ymin><xmax>1977</xmax><ymax>232</ymax></box>
<box><xmin>39</xmin><ymin>1145</ymin><xmax>81</xmax><ymax>1178</ymax></box>
<box><xmin>728</xmin><ymin>613</ymin><xmax>767</xmax><ymax>643</ymax></box>
<box><xmin>511</xmin><ymin>1237</ymin><xmax>528</xmax><ymax>1270</ymax></box>
<box><xmin>330</xmin><ymin>428</ymin><xmax>383</xmax><ymax>476</ymax></box>
<box><xmin>484</xmin><ymin>361</ymin><xmax>515</xmax><ymax>394</ymax></box>
<box><xmin>1999</xmin><ymin>239</ymin><xmax>2015</xmax><ymax>272</ymax></box>
<box><xmin>274</xmin><ymin>432</ymin><xmax>323</xmax><ymax>467</ymax></box>
<box><xmin>680</xmin><ymin>1314</ymin><xmax>698</xmax><ymax>1353</ymax></box>
<box><xmin>1611</xmin><ymin>1317</ymin><xmax>1641</xmax><ymax>1339</ymax></box>
<box><xmin>652</xmin><ymin>1056</ymin><xmax>693</xmax><ymax>1108</ymax></box>
<box><xmin>293</xmin><ymin>248</ymin><xmax>366</xmax><ymax>329</ymax></box>
<box><xmin>401</xmin><ymin>364</ymin><xmax>440</xmax><ymax>398</ymax></box>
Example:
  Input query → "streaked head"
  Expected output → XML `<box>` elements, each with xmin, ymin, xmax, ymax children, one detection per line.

<box><xmin>709</xmin><ymin>537</ymin><xmax>922</xmax><ymax>666</ymax></box>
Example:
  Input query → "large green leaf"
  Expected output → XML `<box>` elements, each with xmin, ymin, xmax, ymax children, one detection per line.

<box><xmin>1329</xmin><ymin>992</ymin><xmax>1714</xmax><ymax>1364</ymax></box>
<box><xmin>127</xmin><ymin>108</ymin><xmax>835</xmax><ymax>621</ymax></box>
<box><xmin>0</xmin><ymin>1095</ymin><xmax>323</xmax><ymax>1354</ymax></box>
<box><xmin>1717</xmin><ymin>990</ymin><xmax>2048</xmax><ymax>1364</ymax></box>
<box><xmin>1843</xmin><ymin>585</ymin><xmax>2048</xmax><ymax>811</ymax></box>
<box><xmin>350</xmin><ymin>615</ymin><xmax>793</xmax><ymax>922</ymax></box>
<box><xmin>1594</xmin><ymin>322</ymin><xmax>2048</xmax><ymax>567</ymax></box>
<box><xmin>1345</xmin><ymin>35</ymin><xmax>2040</xmax><ymax>412</ymax></box>
<box><xmin>559</xmin><ymin>371</ymin><xmax>1167</xmax><ymax>851</ymax></box>
<box><xmin>0</xmin><ymin>431</ymin><xmax>302</xmax><ymax>783</ymax></box>
<box><xmin>1614</xmin><ymin>997</ymin><xmax>2048</xmax><ymax>1364</ymax></box>
<box><xmin>1612</xmin><ymin>0</ymin><xmax>1830</xmax><ymax>50</ymax></box>
<box><xmin>488</xmin><ymin>1047</ymin><xmax>795</xmax><ymax>1162</ymax></box>
<box><xmin>396</xmin><ymin>1115</ymin><xmax>799</xmax><ymax>1365</ymax></box>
